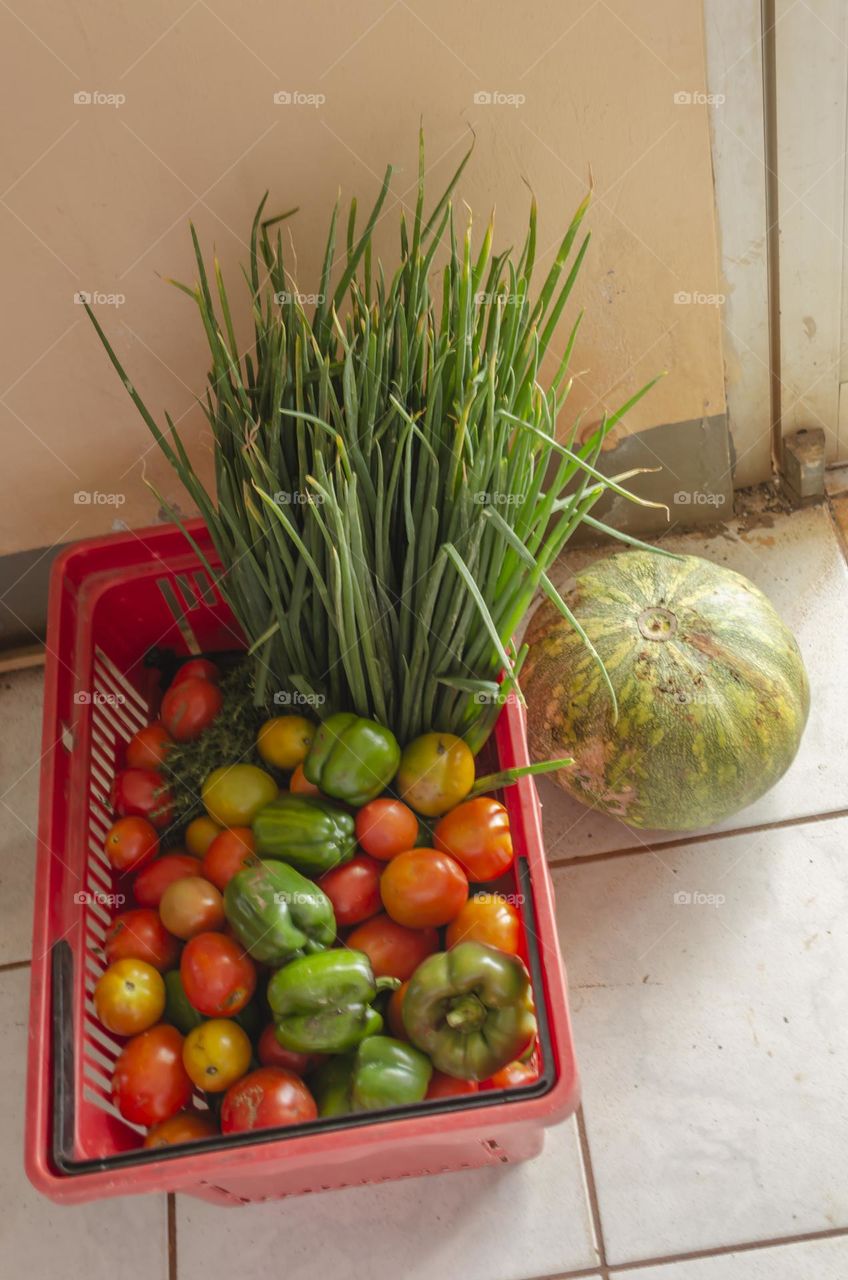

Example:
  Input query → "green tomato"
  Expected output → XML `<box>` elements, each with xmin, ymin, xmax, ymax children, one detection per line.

<box><xmin>202</xmin><ymin>764</ymin><xmax>278</xmax><ymax>827</ymax></box>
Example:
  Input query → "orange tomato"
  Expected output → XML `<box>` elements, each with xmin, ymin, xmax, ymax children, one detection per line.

<box><xmin>94</xmin><ymin>958</ymin><xmax>165</xmax><ymax>1036</ymax></box>
<box><xmin>346</xmin><ymin>914</ymin><xmax>439</xmax><ymax>982</ymax></box>
<box><xmin>434</xmin><ymin>797</ymin><xmax>513</xmax><ymax>882</ymax></box>
<box><xmin>290</xmin><ymin>763</ymin><xmax>321</xmax><ymax>796</ymax></box>
<box><xmin>104</xmin><ymin>816</ymin><xmax>159</xmax><ymax>874</ymax></box>
<box><xmin>379</xmin><ymin>847</ymin><xmax>468</xmax><ymax>928</ymax></box>
<box><xmin>355</xmin><ymin>799</ymin><xmax>419</xmax><ymax>861</ymax></box>
<box><xmin>185</xmin><ymin>815</ymin><xmax>221</xmax><ymax>858</ymax></box>
<box><xmin>386</xmin><ymin>980</ymin><xmax>409</xmax><ymax>1039</ymax></box>
<box><xmin>183</xmin><ymin>1019</ymin><xmax>252</xmax><ymax>1093</ymax></box>
<box><xmin>144</xmin><ymin>1109</ymin><xmax>218</xmax><ymax>1147</ymax></box>
<box><xmin>159</xmin><ymin>876</ymin><xmax>225</xmax><ymax>940</ymax></box>
<box><xmin>445</xmin><ymin>893</ymin><xmax>521</xmax><ymax>954</ymax></box>
<box><xmin>201</xmin><ymin>827</ymin><xmax>257</xmax><ymax>891</ymax></box>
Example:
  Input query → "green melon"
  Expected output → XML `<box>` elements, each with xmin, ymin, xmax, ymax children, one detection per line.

<box><xmin>522</xmin><ymin>551</ymin><xmax>810</xmax><ymax>830</ymax></box>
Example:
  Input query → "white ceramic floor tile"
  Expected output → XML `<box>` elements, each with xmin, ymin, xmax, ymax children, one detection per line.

<box><xmin>177</xmin><ymin>1117</ymin><xmax>598</xmax><ymax>1280</ymax></box>
<box><xmin>0</xmin><ymin>966</ymin><xmax>168</xmax><ymax>1279</ymax></box>
<box><xmin>554</xmin><ymin>816</ymin><xmax>848</xmax><ymax>1262</ymax></box>
<box><xmin>537</xmin><ymin>505</ymin><xmax>848</xmax><ymax>858</ymax></box>
<box><xmin>627</xmin><ymin>1235</ymin><xmax>848</xmax><ymax>1278</ymax></box>
<box><xmin>0</xmin><ymin>668</ymin><xmax>45</xmax><ymax>962</ymax></box>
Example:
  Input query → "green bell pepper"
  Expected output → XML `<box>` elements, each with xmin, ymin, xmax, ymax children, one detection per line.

<box><xmin>402</xmin><ymin>942</ymin><xmax>536</xmax><ymax>1081</ymax></box>
<box><xmin>252</xmin><ymin>794</ymin><xmax>356</xmax><ymax>874</ymax></box>
<box><xmin>224</xmin><ymin>858</ymin><xmax>336</xmax><ymax>965</ymax></box>
<box><xmin>268</xmin><ymin>948</ymin><xmax>398</xmax><ymax>1054</ymax></box>
<box><xmin>311</xmin><ymin>1037</ymin><xmax>432</xmax><ymax>1116</ymax></box>
<box><xmin>303</xmin><ymin>712</ymin><xmax>401</xmax><ymax>806</ymax></box>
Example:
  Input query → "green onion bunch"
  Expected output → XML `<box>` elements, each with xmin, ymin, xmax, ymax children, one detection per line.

<box><xmin>87</xmin><ymin>133</ymin><xmax>660</xmax><ymax>752</ymax></box>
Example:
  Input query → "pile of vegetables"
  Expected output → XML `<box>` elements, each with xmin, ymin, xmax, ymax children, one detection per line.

<box><xmin>98</xmin><ymin>658</ymin><xmax>539</xmax><ymax>1147</ymax></box>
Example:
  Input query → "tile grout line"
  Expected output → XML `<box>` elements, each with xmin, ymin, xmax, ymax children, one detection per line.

<box><xmin>604</xmin><ymin>1222</ymin><xmax>848</xmax><ymax>1273</ymax></box>
<box><xmin>168</xmin><ymin>1193</ymin><xmax>177</xmax><ymax>1280</ymax></box>
<box><xmin>575</xmin><ymin>1106</ymin><xmax>612</xmax><ymax>1280</ymax></box>
<box><xmin>546</xmin><ymin>802</ymin><xmax>848</xmax><ymax>870</ymax></box>
<box><xmin>0</xmin><ymin>958</ymin><xmax>31</xmax><ymax>974</ymax></box>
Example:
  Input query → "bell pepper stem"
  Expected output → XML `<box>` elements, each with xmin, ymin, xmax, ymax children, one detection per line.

<box><xmin>469</xmin><ymin>756</ymin><xmax>574</xmax><ymax>798</ymax></box>
<box><xmin>375</xmin><ymin>976</ymin><xmax>402</xmax><ymax>993</ymax></box>
<box><xmin>444</xmin><ymin>994</ymin><xmax>488</xmax><ymax>1032</ymax></box>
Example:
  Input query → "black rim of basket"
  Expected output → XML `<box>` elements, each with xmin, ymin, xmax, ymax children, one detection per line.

<box><xmin>51</xmin><ymin>858</ymin><xmax>559</xmax><ymax>1176</ymax></box>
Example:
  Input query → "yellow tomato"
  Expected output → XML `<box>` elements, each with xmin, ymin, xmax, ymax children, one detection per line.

<box><xmin>182</xmin><ymin>1019</ymin><xmax>252</xmax><ymax>1093</ymax></box>
<box><xmin>202</xmin><ymin>764</ymin><xmax>278</xmax><ymax>827</ymax></box>
<box><xmin>185</xmin><ymin>815</ymin><xmax>221</xmax><ymax>858</ymax></box>
<box><xmin>94</xmin><ymin>959</ymin><xmax>165</xmax><ymax>1036</ymax></box>
<box><xmin>257</xmin><ymin>715</ymin><xmax>316</xmax><ymax>771</ymax></box>
<box><xmin>396</xmin><ymin>733</ymin><xmax>476</xmax><ymax>817</ymax></box>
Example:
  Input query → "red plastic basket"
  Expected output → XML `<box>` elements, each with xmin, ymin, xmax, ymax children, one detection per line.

<box><xmin>25</xmin><ymin>520</ymin><xmax>579</xmax><ymax>1204</ymax></box>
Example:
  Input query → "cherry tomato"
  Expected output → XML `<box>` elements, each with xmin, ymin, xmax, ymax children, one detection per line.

<box><xmin>94</xmin><ymin>958</ymin><xmax>166</xmax><ymax>1036</ymax></box>
<box><xmin>380</xmin><ymin>847</ymin><xmax>468</xmax><ymax>928</ymax></box>
<box><xmin>170</xmin><ymin>658</ymin><xmax>220</xmax><ymax>686</ymax></box>
<box><xmin>161</xmin><ymin>677</ymin><xmax>223</xmax><ymax>743</ymax></box>
<box><xmin>257</xmin><ymin>1024</ymin><xmax>324</xmax><ymax>1075</ymax></box>
<box><xmin>346</xmin><ymin>913</ymin><xmax>439</xmax><ymax>981</ymax></box>
<box><xmin>185</xmin><ymin>815</ymin><xmax>221</xmax><ymax>858</ymax></box>
<box><xmin>257</xmin><ymin>716</ymin><xmax>315</xmax><ymax>770</ymax></box>
<box><xmin>112</xmin><ymin>1024</ymin><xmax>193</xmax><ymax>1127</ymax></box>
<box><xmin>111</xmin><ymin>768</ymin><xmax>173</xmax><ymax>829</ymax></box>
<box><xmin>183</xmin><ymin>1019</ymin><xmax>252</xmax><ymax>1093</ymax></box>
<box><xmin>435</xmin><ymin>797</ymin><xmax>513</xmax><ymax>881</ymax></box>
<box><xmin>318</xmin><ymin>854</ymin><xmax>382</xmax><ymax>927</ymax></box>
<box><xmin>289</xmin><ymin>763</ymin><xmax>321</xmax><ymax>796</ymax></box>
<box><xmin>125</xmin><ymin>722</ymin><xmax>172</xmax><ymax>771</ymax></box>
<box><xmin>426</xmin><ymin>1071</ymin><xmax>480</xmax><ymax>1100</ymax></box>
<box><xmin>221</xmin><ymin>1067</ymin><xmax>317</xmax><ymax>1133</ymax></box>
<box><xmin>386</xmin><ymin>980</ymin><xmax>409</xmax><ymax>1039</ymax></box>
<box><xmin>396</xmin><ymin>732</ymin><xmax>475</xmax><ymax>817</ymax></box>
<box><xmin>104</xmin><ymin>816</ymin><xmax>159</xmax><ymax>874</ymax></box>
<box><xmin>133</xmin><ymin>853</ymin><xmax>201</xmax><ymax>908</ymax></box>
<box><xmin>487</xmin><ymin>1058</ymin><xmax>540</xmax><ymax>1089</ymax></box>
<box><xmin>355</xmin><ymin>798</ymin><xmax>419</xmax><ymax>861</ymax></box>
<box><xmin>180</xmin><ymin>932</ymin><xmax>256</xmax><ymax>1017</ymax></box>
<box><xmin>201</xmin><ymin>827</ymin><xmax>257</xmax><ymax>891</ymax></box>
<box><xmin>445</xmin><ymin>892</ymin><xmax>520</xmax><ymax>954</ymax></box>
<box><xmin>144</xmin><ymin>1109</ymin><xmax>218</xmax><ymax>1148</ymax></box>
<box><xmin>159</xmin><ymin>876</ymin><xmax>225</xmax><ymax>940</ymax></box>
<box><xmin>202</xmin><ymin>764</ymin><xmax>278</xmax><ymax>827</ymax></box>
<box><xmin>105</xmin><ymin>907</ymin><xmax>181</xmax><ymax>971</ymax></box>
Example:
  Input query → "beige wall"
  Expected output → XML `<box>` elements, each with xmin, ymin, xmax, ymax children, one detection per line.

<box><xmin>0</xmin><ymin>0</ymin><xmax>725</xmax><ymax>554</ymax></box>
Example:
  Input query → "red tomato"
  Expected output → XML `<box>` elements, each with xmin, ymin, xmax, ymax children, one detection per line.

<box><xmin>105</xmin><ymin>908</ymin><xmax>181</xmax><ymax>971</ymax></box>
<box><xmin>180</xmin><ymin>932</ymin><xmax>256</xmax><ymax>1017</ymax></box>
<box><xmin>355</xmin><ymin>798</ymin><xmax>419</xmax><ymax>861</ymax></box>
<box><xmin>318</xmin><ymin>854</ymin><xmax>382</xmax><ymax>927</ymax></box>
<box><xmin>160</xmin><ymin>677</ymin><xmax>222</xmax><ymax>743</ymax></box>
<box><xmin>346</xmin><ymin>913</ymin><xmax>439</xmax><ymax>982</ymax></box>
<box><xmin>380</xmin><ymin>848</ymin><xmax>468</xmax><ymax>928</ymax></box>
<box><xmin>111</xmin><ymin>769</ymin><xmax>173</xmax><ymax>829</ymax></box>
<box><xmin>170</xmin><ymin>659</ymin><xmax>220</xmax><ymax>686</ymax></box>
<box><xmin>434</xmin><ymin>797</ymin><xmax>513</xmax><ymax>882</ymax></box>
<box><xmin>201</xmin><ymin>828</ymin><xmax>257</xmax><ymax>892</ymax></box>
<box><xmin>144</xmin><ymin>1109</ymin><xmax>217</xmax><ymax>1147</ymax></box>
<box><xmin>221</xmin><ymin>1067</ymin><xmax>317</xmax><ymax>1133</ymax></box>
<box><xmin>426</xmin><ymin>1071</ymin><xmax>480</xmax><ymax>1100</ymax></box>
<box><xmin>159</xmin><ymin>877</ymin><xmax>225</xmax><ymax>940</ymax></box>
<box><xmin>133</xmin><ymin>853</ymin><xmax>200</xmax><ymax>908</ymax></box>
<box><xmin>104</xmin><ymin>816</ymin><xmax>159</xmax><ymax>874</ymax></box>
<box><xmin>487</xmin><ymin>1056</ymin><xmax>540</xmax><ymax>1089</ymax></box>
<box><xmin>445</xmin><ymin>893</ymin><xmax>520</xmax><ymax>954</ymax></box>
<box><xmin>112</xmin><ymin>1025</ymin><xmax>193</xmax><ymax>1127</ymax></box>
<box><xmin>125</xmin><ymin>722</ymin><xmax>172</xmax><ymax>771</ymax></box>
<box><xmin>257</xmin><ymin>1024</ymin><xmax>324</xmax><ymax>1076</ymax></box>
